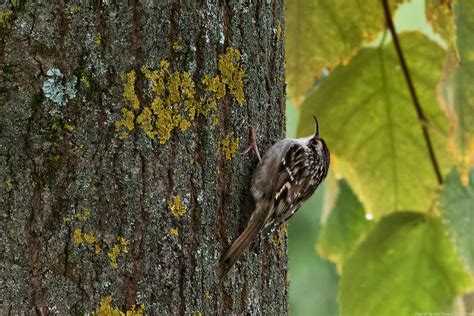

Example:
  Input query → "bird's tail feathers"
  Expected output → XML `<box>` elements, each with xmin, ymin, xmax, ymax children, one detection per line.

<box><xmin>219</xmin><ymin>213</ymin><xmax>266</xmax><ymax>278</ymax></box>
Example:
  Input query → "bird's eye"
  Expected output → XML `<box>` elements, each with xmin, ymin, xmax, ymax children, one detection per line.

<box><xmin>312</xmin><ymin>139</ymin><xmax>322</xmax><ymax>149</ymax></box>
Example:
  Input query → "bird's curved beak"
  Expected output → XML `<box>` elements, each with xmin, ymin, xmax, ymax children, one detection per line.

<box><xmin>313</xmin><ymin>114</ymin><xmax>320</xmax><ymax>137</ymax></box>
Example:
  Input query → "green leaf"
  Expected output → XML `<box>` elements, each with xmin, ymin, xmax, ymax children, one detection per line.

<box><xmin>285</xmin><ymin>0</ymin><xmax>402</xmax><ymax>104</ymax></box>
<box><xmin>340</xmin><ymin>212</ymin><xmax>472</xmax><ymax>316</ymax></box>
<box><xmin>298</xmin><ymin>32</ymin><xmax>450</xmax><ymax>217</ymax></box>
<box><xmin>440</xmin><ymin>168</ymin><xmax>474</xmax><ymax>275</ymax></box>
<box><xmin>438</xmin><ymin>0</ymin><xmax>474</xmax><ymax>173</ymax></box>
<box><xmin>317</xmin><ymin>179</ymin><xmax>373</xmax><ymax>268</ymax></box>
<box><xmin>425</xmin><ymin>0</ymin><xmax>455</xmax><ymax>44</ymax></box>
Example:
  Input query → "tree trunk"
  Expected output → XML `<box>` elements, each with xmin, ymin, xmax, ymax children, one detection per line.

<box><xmin>1</xmin><ymin>1</ymin><xmax>286</xmax><ymax>314</ymax></box>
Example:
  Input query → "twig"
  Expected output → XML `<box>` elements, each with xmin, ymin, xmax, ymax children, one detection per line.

<box><xmin>381</xmin><ymin>0</ymin><xmax>443</xmax><ymax>185</ymax></box>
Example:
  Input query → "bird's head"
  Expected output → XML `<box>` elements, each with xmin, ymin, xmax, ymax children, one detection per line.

<box><xmin>309</xmin><ymin>114</ymin><xmax>330</xmax><ymax>162</ymax></box>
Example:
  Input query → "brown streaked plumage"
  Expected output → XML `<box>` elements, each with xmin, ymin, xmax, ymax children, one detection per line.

<box><xmin>220</xmin><ymin>115</ymin><xmax>330</xmax><ymax>276</ymax></box>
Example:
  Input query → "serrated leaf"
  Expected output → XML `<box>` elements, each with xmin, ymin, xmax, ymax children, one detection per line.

<box><xmin>317</xmin><ymin>179</ymin><xmax>373</xmax><ymax>269</ymax></box>
<box><xmin>340</xmin><ymin>212</ymin><xmax>472</xmax><ymax>316</ymax></box>
<box><xmin>298</xmin><ymin>32</ymin><xmax>450</xmax><ymax>217</ymax></box>
<box><xmin>438</xmin><ymin>0</ymin><xmax>474</xmax><ymax>175</ymax></box>
<box><xmin>286</xmin><ymin>0</ymin><xmax>402</xmax><ymax>105</ymax></box>
<box><xmin>440</xmin><ymin>168</ymin><xmax>474</xmax><ymax>274</ymax></box>
<box><xmin>425</xmin><ymin>0</ymin><xmax>455</xmax><ymax>44</ymax></box>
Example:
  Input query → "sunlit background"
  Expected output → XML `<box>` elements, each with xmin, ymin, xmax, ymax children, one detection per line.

<box><xmin>286</xmin><ymin>0</ymin><xmax>474</xmax><ymax>315</ymax></box>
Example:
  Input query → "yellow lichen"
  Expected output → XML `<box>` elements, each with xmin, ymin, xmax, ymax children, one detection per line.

<box><xmin>218</xmin><ymin>132</ymin><xmax>240</xmax><ymax>160</ymax></box>
<box><xmin>168</xmin><ymin>195</ymin><xmax>186</xmax><ymax>218</ymax></box>
<box><xmin>107</xmin><ymin>237</ymin><xmax>129</xmax><ymax>268</ymax></box>
<box><xmin>75</xmin><ymin>208</ymin><xmax>91</xmax><ymax>221</ymax></box>
<box><xmin>120</xmin><ymin>62</ymin><xmax>199</xmax><ymax>143</ymax></box>
<box><xmin>204</xmin><ymin>291</ymin><xmax>212</xmax><ymax>300</ymax></box>
<box><xmin>108</xmin><ymin>244</ymin><xmax>121</xmax><ymax>269</ymax></box>
<box><xmin>169</xmin><ymin>228</ymin><xmax>179</xmax><ymax>236</ymax></box>
<box><xmin>118</xmin><ymin>236</ymin><xmax>129</xmax><ymax>254</ymax></box>
<box><xmin>202</xmin><ymin>75</ymin><xmax>226</xmax><ymax>101</ymax></box>
<box><xmin>121</xmin><ymin>70</ymin><xmax>140</xmax><ymax>110</ymax></box>
<box><xmin>211</xmin><ymin>115</ymin><xmax>219</xmax><ymax>127</ymax></box>
<box><xmin>5</xmin><ymin>179</ymin><xmax>13</xmax><ymax>191</ymax></box>
<box><xmin>276</xmin><ymin>22</ymin><xmax>282</xmax><ymax>39</ymax></box>
<box><xmin>80</xmin><ymin>75</ymin><xmax>91</xmax><ymax>88</ymax></box>
<box><xmin>173</xmin><ymin>41</ymin><xmax>183</xmax><ymax>52</ymax></box>
<box><xmin>136</xmin><ymin>106</ymin><xmax>157</xmax><ymax>139</ymax></box>
<box><xmin>114</xmin><ymin>108</ymin><xmax>135</xmax><ymax>139</ymax></box>
<box><xmin>160</xmin><ymin>59</ymin><xmax>170</xmax><ymax>70</ymax></box>
<box><xmin>272</xmin><ymin>224</ymin><xmax>287</xmax><ymax>258</ymax></box>
<box><xmin>63</xmin><ymin>217</ymin><xmax>72</xmax><ymax>222</ymax></box>
<box><xmin>73</xmin><ymin>228</ymin><xmax>83</xmax><ymax>245</ymax></box>
<box><xmin>95</xmin><ymin>32</ymin><xmax>102</xmax><ymax>45</ymax></box>
<box><xmin>83</xmin><ymin>232</ymin><xmax>97</xmax><ymax>245</ymax></box>
<box><xmin>154</xmin><ymin>106</ymin><xmax>174</xmax><ymax>144</ymax></box>
<box><xmin>218</xmin><ymin>48</ymin><xmax>245</xmax><ymax>106</ymax></box>
<box><xmin>92</xmin><ymin>296</ymin><xmax>144</xmax><ymax>316</ymax></box>
<box><xmin>64</xmin><ymin>124</ymin><xmax>75</xmax><ymax>132</ymax></box>
<box><xmin>115</xmin><ymin>47</ymin><xmax>245</xmax><ymax>143</ymax></box>
<box><xmin>95</xmin><ymin>243</ymin><xmax>102</xmax><ymax>254</ymax></box>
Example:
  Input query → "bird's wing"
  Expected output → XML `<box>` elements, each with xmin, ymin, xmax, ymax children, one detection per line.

<box><xmin>269</xmin><ymin>143</ymin><xmax>310</xmax><ymax>225</ymax></box>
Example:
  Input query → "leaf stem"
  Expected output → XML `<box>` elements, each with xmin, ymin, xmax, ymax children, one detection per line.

<box><xmin>381</xmin><ymin>0</ymin><xmax>443</xmax><ymax>185</ymax></box>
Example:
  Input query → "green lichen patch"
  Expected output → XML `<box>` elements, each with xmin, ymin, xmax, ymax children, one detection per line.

<box><xmin>92</xmin><ymin>296</ymin><xmax>144</xmax><ymax>316</ymax></box>
<box><xmin>168</xmin><ymin>195</ymin><xmax>186</xmax><ymax>218</ymax></box>
<box><xmin>218</xmin><ymin>132</ymin><xmax>240</xmax><ymax>160</ymax></box>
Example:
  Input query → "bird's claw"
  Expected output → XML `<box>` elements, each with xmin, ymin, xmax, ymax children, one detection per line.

<box><xmin>242</xmin><ymin>127</ymin><xmax>262</xmax><ymax>163</ymax></box>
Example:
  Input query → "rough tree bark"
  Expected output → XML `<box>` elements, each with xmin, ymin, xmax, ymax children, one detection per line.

<box><xmin>1</xmin><ymin>0</ymin><xmax>286</xmax><ymax>314</ymax></box>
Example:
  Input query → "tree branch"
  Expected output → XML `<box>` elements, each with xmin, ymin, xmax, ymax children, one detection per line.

<box><xmin>381</xmin><ymin>0</ymin><xmax>443</xmax><ymax>185</ymax></box>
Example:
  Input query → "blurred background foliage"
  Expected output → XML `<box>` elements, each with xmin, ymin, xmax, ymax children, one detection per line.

<box><xmin>286</xmin><ymin>0</ymin><xmax>474</xmax><ymax>315</ymax></box>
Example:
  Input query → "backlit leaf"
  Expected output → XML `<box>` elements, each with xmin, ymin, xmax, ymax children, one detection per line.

<box><xmin>340</xmin><ymin>212</ymin><xmax>472</xmax><ymax>316</ymax></box>
<box><xmin>438</xmin><ymin>0</ymin><xmax>474</xmax><ymax>177</ymax></box>
<box><xmin>425</xmin><ymin>0</ymin><xmax>455</xmax><ymax>44</ymax></box>
<box><xmin>298</xmin><ymin>32</ymin><xmax>450</xmax><ymax>217</ymax></box>
<box><xmin>317</xmin><ymin>180</ymin><xmax>373</xmax><ymax>269</ymax></box>
<box><xmin>286</xmin><ymin>0</ymin><xmax>402</xmax><ymax>105</ymax></box>
<box><xmin>439</xmin><ymin>168</ymin><xmax>474</xmax><ymax>275</ymax></box>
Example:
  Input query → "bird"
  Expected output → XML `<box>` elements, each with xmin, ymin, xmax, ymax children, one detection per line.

<box><xmin>220</xmin><ymin>115</ymin><xmax>330</xmax><ymax>276</ymax></box>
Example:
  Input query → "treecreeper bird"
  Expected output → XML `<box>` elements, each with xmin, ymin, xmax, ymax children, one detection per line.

<box><xmin>220</xmin><ymin>115</ymin><xmax>330</xmax><ymax>276</ymax></box>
